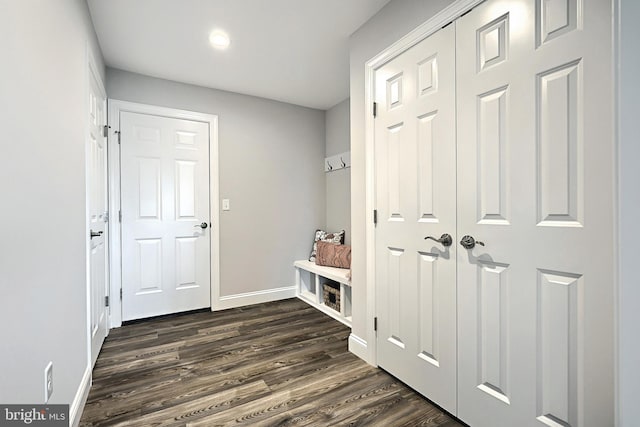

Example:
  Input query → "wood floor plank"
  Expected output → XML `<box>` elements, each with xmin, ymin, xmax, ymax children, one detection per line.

<box><xmin>80</xmin><ymin>298</ymin><xmax>464</xmax><ymax>427</ymax></box>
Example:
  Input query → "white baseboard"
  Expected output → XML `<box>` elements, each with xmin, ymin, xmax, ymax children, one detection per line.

<box><xmin>349</xmin><ymin>333</ymin><xmax>373</xmax><ymax>365</ymax></box>
<box><xmin>214</xmin><ymin>286</ymin><xmax>297</xmax><ymax>311</ymax></box>
<box><xmin>70</xmin><ymin>365</ymin><xmax>91</xmax><ymax>427</ymax></box>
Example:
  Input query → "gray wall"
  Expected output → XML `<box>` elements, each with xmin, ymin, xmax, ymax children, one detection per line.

<box><xmin>348</xmin><ymin>0</ymin><xmax>456</xmax><ymax>353</ymax></box>
<box><xmin>0</xmin><ymin>0</ymin><xmax>105</xmax><ymax>408</ymax></box>
<box><xmin>106</xmin><ymin>69</ymin><xmax>326</xmax><ymax>297</ymax></box>
<box><xmin>618</xmin><ymin>1</ymin><xmax>640</xmax><ymax>425</ymax></box>
<box><xmin>325</xmin><ymin>98</ymin><xmax>351</xmax><ymax>244</ymax></box>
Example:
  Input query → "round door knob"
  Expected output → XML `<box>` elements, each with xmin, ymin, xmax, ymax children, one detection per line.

<box><xmin>460</xmin><ymin>235</ymin><xmax>485</xmax><ymax>249</ymax></box>
<box><xmin>424</xmin><ymin>233</ymin><xmax>453</xmax><ymax>247</ymax></box>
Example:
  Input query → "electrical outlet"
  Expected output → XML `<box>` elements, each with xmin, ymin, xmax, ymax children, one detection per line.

<box><xmin>44</xmin><ymin>362</ymin><xmax>53</xmax><ymax>403</ymax></box>
<box><xmin>222</xmin><ymin>199</ymin><xmax>230</xmax><ymax>211</ymax></box>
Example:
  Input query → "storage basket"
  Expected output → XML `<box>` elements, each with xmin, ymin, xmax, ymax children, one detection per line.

<box><xmin>323</xmin><ymin>282</ymin><xmax>340</xmax><ymax>312</ymax></box>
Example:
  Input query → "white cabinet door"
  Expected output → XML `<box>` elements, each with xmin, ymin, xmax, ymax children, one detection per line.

<box><xmin>88</xmin><ymin>67</ymin><xmax>108</xmax><ymax>366</ymax></box>
<box><xmin>456</xmin><ymin>1</ymin><xmax>613</xmax><ymax>426</ymax></box>
<box><xmin>121</xmin><ymin>112</ymin><xmax>211</xmax><ymax>321</ymax></box>
<box><xmin>374</xmin><ymin>24</ymin><xmax>458</xmax><ymax>414</ymax></box>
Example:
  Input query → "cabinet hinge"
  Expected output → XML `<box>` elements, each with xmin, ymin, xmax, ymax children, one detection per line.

<box><xmin>120</xmin><ymin>288</ymin><xmax>123</xmax><ymax>300</ymax></box>
<box><xmin>118</xmin><ymin>210</ymin><xmax>122</xmax><ymax>223</ymax></box>
<box><xmin>373</xmin><ymin>102</ymin><xmax>378</xmax><ymax>118</ymax></box>
<box><xmin>374</xmin><ymin>317</ymin><xmax>378</xmax><ymax>332</ymax></box>
<box><xmin>115</xmin><ymin>130</ymin><xmax>121</xmax><ymax>144</ymax></box>
<box><xmin>373</xmin><ymin>209</ymin><xmax>378</xmax><ymax>225</ymax></box>
<box><xmin>105</xmin><ymin>296</ymin><xmax>109</xmax><ymax>307</ymax></box>
<box><xmin>103</xmin><ymin>125</ymin><xmax>109</xmax><ymax>138</ymax></box>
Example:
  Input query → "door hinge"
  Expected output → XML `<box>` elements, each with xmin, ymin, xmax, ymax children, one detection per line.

<box><xmin>120</xmin><ymin>288</ymin><xmax>123</xmax><ymax>300</ymax></box>
<box><xmin>105</xmin><ymin>296</ymin><xmax>109</xmax><ymax>307</ymax></box>
<box><xmin>374</xmin><ymin>317</ymin><xmax>378</xmax><ymax>332</ymax></box>
<box><xmin>115</xmin><ymin>130</ymin><xmax>121</xmax><ymax>144</ymax></box>
<box><xmin>103</xmin><ymin>125</ymin><xmax>109</xmax><ymax>138</ymax></box>
<box><xmin>118</xmin><ymin>210</ymin><xmax>122</xmax><ymax>223</ymax></box>
<box><xmin>373</xmin><ymin>209</ymin><xmax>378</xmax><ymax>225</ymax></box>
<box><xmin>460</xmin><ymin>7</ymin><xmax>474</xmax><ymax>18</ymax></box>
<box><xmin>373</xmin><ymin>102</ymin><xmax>378</xmax><ymax>118</ymax></box>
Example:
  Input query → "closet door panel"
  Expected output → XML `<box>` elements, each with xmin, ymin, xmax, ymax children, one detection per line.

<box><xmin>456</xmin><ymin>1</ymin><xmax>613</xmax><ymax>426</ymax></box>
<box><xmin>374</xmin><ymin>23</ymin><xmax>458</xmax><ymax>415</ymax></box>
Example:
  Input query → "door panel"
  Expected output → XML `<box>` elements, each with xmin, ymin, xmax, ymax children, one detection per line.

<box><xmin>121</xmin><ymin>112</ymin><xmax>211</xmax><ymax>321</ymax></box>
<box><xmin>375</xmin><ymin>24</ymin><xmax>457</xmax><ymax>414</ymax></box>
<box><xmin>456</xmin><ymin>1</ymin><xmax>613</xmax><ymax>426</ymax></box>
<box><xmin>88</xmin><ymin>68</ymin><xmax>108</xmax><ymax>366</ymax></box>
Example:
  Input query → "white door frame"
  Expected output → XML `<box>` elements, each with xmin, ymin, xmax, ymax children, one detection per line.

<box><xmin>360</xmin><ymin>0</ymin><xmax>626</xmax><ymax>423</ymax></box>
<box><xmin>614</xmin><ymin>1</ymin><xmax>640</xmax><ymax>425</ymax></box>
<box><xmin>107</xmin><ymin>100</ymin><xmax>220</xmax><ymax>328</ymax></box>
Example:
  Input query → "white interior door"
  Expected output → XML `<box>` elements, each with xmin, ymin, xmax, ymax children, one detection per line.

<box><xmin>120</xmin><ymin>111</ymin><xmax>211</xmax><ymax>321</ymax></box>
<box><xmin>88</xmin><ymin>66</ymin><xmax>109</xmax><ymax>366</ymax></box>
<box><xmin>374</xmin><ymin>24</ymin><xmax>458</xmax><ymax>414</ymax></box>
<box><xmin>456</xmin><ymin>1</ymin><xmax>613</xmax><ymax>426</ymax></box>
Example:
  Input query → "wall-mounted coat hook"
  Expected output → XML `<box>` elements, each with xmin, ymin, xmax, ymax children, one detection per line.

<box><xmin>324</xmin><ymin>151</ymin><xmax>351</xmax><ymax>173</ymax></box>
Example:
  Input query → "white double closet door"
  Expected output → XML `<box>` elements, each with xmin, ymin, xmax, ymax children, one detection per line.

<box><xmin>374</xmin><ymin>1</ymin><xmax>613</xmax><ymax>426</ymax></box>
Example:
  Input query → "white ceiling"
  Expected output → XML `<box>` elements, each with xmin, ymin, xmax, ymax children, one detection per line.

<box><xmin>87</xmin><ymin>0</ymin><xmax>391</xmax><ymax>110</ymax></box>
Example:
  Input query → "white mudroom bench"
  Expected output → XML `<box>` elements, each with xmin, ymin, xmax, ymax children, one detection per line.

<box><xmin>294</xmin><ymin>260</ymin><xmax>352</xmax><ymax>327</ymax></box>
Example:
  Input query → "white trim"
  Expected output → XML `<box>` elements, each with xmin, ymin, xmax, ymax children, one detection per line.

<box><xmin>87</xmin><ymin>49</ymin><xmax>106</xmax><ymax>99</ymax></box>
<box><xmin>362</xmin><ymin>0</ymin><xmax>484</xmax><ymax>367</ymax></box>
<box><xmin>613</xmin><ymin>2</ymin><xmax>621</xmax><ymax>424</ymax></box>
<box><xmin>366</xmin><ymin>0</ymin><xmax>483</xmax><ymax>70</ymax></box>
<box><xmin>209</xmin><ymin>116</ymin><xmax>221</xmax><ymax>312</ymax></box>
<box><xmin>69</xmin><ymin>366</ymin><xmax>92</xmax><ymax>427</ymax></box>
<box><xmin>216</xmin><ymin>286</ymin><xmax>297</xmax><ymax>311</ymax></box>
<box><xmin>107</xmin><ymin>100</ymin><xmax>122</xmax><ymax>328</ymax></box>
<box><xmin>348</xmin><ymin>333</ymin><xmax>369</xmax><ymax>362</ymax></box>
<box><xmin>107</xmin><ymin>100</ymin><xmax>220</xmax><ymax>327</ymax></box>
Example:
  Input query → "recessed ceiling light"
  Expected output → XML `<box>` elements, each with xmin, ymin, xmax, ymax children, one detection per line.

<box><xmin>209</xmin><ymin>31</ymin><xmax>230</xmax><ymax>50</ymax></box>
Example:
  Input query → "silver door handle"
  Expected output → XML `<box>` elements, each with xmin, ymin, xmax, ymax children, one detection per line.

<box><xmin>424</xmin><ymin>233</ymin><xmax>453</xmax><ymax>247</ymax></box>
<box><xmin>460</xmin><ymin>235</ymin><xmax>484</xmax><ymax>249</ymax></box>
<box><xmin>194</xmin><ymin>222</ymin><xmax>208</xmax><ymax>229</ymax></box>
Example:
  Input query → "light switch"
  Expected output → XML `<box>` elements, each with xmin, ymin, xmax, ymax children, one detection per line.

<box><xmin>222</xmin><ymin>199</ymin><xmax>230</xmax><ymax>211</ymax></box>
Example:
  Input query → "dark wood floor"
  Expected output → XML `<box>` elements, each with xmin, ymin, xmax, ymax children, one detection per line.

<box><xmin>80</xmin><ymin>298</ymin><xmax>463</xmax><ymax>426</ymax></box>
